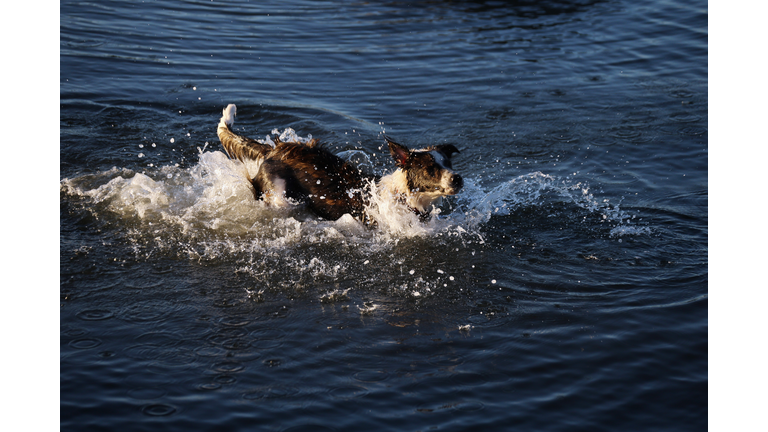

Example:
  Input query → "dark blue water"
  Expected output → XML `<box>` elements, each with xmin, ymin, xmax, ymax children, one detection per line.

<box><xmin>60</xmin><ymin>0</ymin><xmax>707</xmax><ymax>430</ymax></box>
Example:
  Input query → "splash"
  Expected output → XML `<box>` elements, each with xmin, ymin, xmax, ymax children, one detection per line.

<box><xmin>61</xmin><ymin>130</ymin><xmax>649</xmax><ymax>263</ymax></box>
<box><xmin>452</xmin><ymin>171</ymin><xmax>644</xmax><ymax>231</ymax></box>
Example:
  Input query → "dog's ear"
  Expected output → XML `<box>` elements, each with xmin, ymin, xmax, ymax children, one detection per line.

<box><xmin>386</xmin><ymin>136</ymin><xmax>410</xmax><ymax>168</ymax></box>
<box><xmin>434</xmin><ymin>144</ymin><xmax>460</xmax><ymax>158</ymax></box>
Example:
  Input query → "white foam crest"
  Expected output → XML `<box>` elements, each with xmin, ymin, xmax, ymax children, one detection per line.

<box><xmin>609</xmin><ymin>225</ymin><xmax>652</xmax><ymax>238</ymax></box>
<box><xmin>62</xmin><ymin>151</ymin><xmax>275</xmax><ymax>237</ymax></box>
<box><xmin>453</xmin><ymin>172</ymin><xmax>560</xmax><ymax>226</ymax></box>
<box><xmin>270</xmin><ymin>127</ymin><xmax>313</xmax><ymax>144</ymax></box>
<box><xmin>362</xmin><ymin>179</ymin><xmax>436</xmax><ymax>238</ymax></box>
<box><xmin>451</xmin><ymin>171</ymin><xmax>649</xmax><ymax>235</ymax></box>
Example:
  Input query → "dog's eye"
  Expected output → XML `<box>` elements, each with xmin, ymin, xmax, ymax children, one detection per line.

<box><xmin>433</xmin><ymin>154</ymin><xmax>451</xmax><ymax>170</ymax></box>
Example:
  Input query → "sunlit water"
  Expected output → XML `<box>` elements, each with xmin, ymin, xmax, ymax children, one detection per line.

<box><xmin>61</xmin><ymin>0</ymin><xmax>707</xmax><ymax>430</ymax></box>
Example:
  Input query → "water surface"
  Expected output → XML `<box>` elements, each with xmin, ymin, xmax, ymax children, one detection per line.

<box><xmin>60</xmin><ymin>0</ymin><xmax>707</xmax><ymax>430</ymax></box>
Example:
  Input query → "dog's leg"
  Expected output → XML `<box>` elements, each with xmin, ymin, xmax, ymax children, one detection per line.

<box><xmin>216</xmin><ymin>104</ymin><xmax>273</xmax><ymax>162</ymax></box>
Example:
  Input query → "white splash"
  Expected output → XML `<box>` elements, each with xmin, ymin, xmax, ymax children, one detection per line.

<box><xmin>271</xmin><ymin>127</ymin><xmax>313</xmax><ymax>145</ymax></box>
<box><xmin>61</xmin><ymin>129</ymin><xmax>650</xmax><ymax>262</ymax></box>
<box><xmin>609</xmin><ymin>225</ymin><xmax>652</xmax><ymax>238</ymax></box>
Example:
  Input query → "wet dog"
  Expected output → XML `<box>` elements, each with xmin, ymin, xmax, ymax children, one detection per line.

<box><xmin>216</xmin><ymin>104</ymin><xmax>462</xmax><ymax>224</ymax></box>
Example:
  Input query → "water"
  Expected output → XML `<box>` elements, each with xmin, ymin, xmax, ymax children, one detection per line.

<box><xmin>60</xmin><ymin>0</ymin><xmax>707</xmax><ymax>430</ymax></box>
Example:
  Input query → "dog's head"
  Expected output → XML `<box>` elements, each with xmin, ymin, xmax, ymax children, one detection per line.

<box><xmin>385</xmin><ymin>136</ymin><xmax>463</xmax><ymax>213</ymax></box>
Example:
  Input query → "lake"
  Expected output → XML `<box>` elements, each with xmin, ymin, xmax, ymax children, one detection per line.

<box><xmin>60</xmin><ymin>0</ymin><xmax>708</xmax><ymax>430</ymax></box>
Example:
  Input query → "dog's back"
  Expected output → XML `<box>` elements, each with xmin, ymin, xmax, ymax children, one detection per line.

<box><xmin>253</xmin><ymin>141</ymin><xmax>372</xmax><ymax>221</ymax></box>
<box><xmin>217</xmin><ymin>104</ymin><xmax>373</xmax><ymax>221</ymax></box>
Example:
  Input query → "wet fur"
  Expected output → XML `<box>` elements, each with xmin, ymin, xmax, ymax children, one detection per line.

<box><xmin>216</xmin><ymin>104</ymin><xmax>462</xmax><ymax>224</ymax></box>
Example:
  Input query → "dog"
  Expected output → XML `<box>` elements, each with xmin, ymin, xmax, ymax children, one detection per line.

<box><xmin>216</xmin><ymin>104</ymin><xmax>463</xmax><ymax>225</ymax></box>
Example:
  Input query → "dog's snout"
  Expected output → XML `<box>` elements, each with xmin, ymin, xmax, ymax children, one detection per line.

<box><xmin>451</xmin><ymin>174</ymin><xmax>463</xmax><ymax>192</ymax></box>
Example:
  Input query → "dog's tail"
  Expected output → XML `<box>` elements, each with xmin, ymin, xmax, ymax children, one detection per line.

<box><xmin>217</xmin><ymin>104</ymin><xmax>273</xmax><ymax>162</ymax></box>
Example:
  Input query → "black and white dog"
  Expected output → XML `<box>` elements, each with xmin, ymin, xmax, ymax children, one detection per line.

<box><xmin>216</xmin><ymin>104</ymin><xmax>463</xmax><ymax>224</ymax></box>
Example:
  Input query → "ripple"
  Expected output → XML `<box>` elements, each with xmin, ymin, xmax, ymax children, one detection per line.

<box><xmin>124</xmin><ymin>344</ymin><xmax>197</xmax><ymax>366</ymax></box>
<box><xmin>141</xmin><ymin>403</ymin><xmax>177</xmax><ymax>417</ymax></box>
<box><xmin>76</xmin><ymin>309</ymin><xmax>114</xmax><ymax>321</ymax></box>
<box><xmin>250</xmin><ymin>327</ymin><xmax>286</xmax><ymax>349</ymax></box>
<box><xmin>213</xmin><ymin>361</ymin><xmax>244</xmax><ymax>373</ymax></box>
<box><xmin>62</xmin><ymin>326</ymin><xmax>88</xmax><ymax>337</ymax></box>
<box><xmin>194</xmin><ymin>346</ymin><xmax>228</xmax><ymax>357</ymax></box>
<box><xmin>207</xmin><ymin>328</ymin><xmax>251</xmax><ymax>350</ymax></box>
<box><xmin>214</xmin><ymin>375</ymin><xmax>237</xmax><ymax>385</ymax></box>
<box><xmin>590</xmin><ymin>136</ymin><xmax>617</xmax><ymax>147</ymax></box>
<box><xmin>669</xmin><ymin>89</ymin><xmax>694</xmax><ymax>99</ymax></box>
<box><xmin>609</xmin><ymin>127</ymin><xmax>654</xmax><ymax>143</ymax></box>
<box><xmin>609</xmin><ymin>128</ymin><xmax>642</xmax><ymax>141</ymax></box>
<box><xmin>120</xmin><ymin>301</ymin><xmax>172</xmax><ymax>323</ymax></box>
<box><xmin>125</xmin><ymin>344</ymin><xmax>169</xmax><ymax>361</ymax></box>
<box><xmin>69</xmin><ymin>338</ymin><xmax>103</xmax><ymax>349</ymax></box>
<box><xmin>669</xmin><ymin>111</ymin><xmax>702</xmax><ymax>123</ymax></box>
<box><xmin>197</xmin><ymin>382</ymin><xmax>222</xmax><ymax>391</ymax></box>
<box><xmin>329</xmin><ymin>385</ymin><xmax>368</xmax><ymax>399</ymax></box>
<box><xmin>352</xmin><ymin>370</ymin><xmax>390</xmax><ymax>383</ymax></box>
<box><xmin>218</xmin><ymin>315</ymin><xmax>252</xmax><ymax>327</ymax></box>
<box><xmin>135</xmin><ymin>332</ymin><xmax>182</xmax><ymax>346</ymax></box>
<box><xmin>221</xmin><ymin>339</ymin><xmax>251</xmax><ymax>350</ymax></box>
<box><xmin>551</xmin><ymin>130</ymin><xmax>579</xmax><ymax>143</ymax></box>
